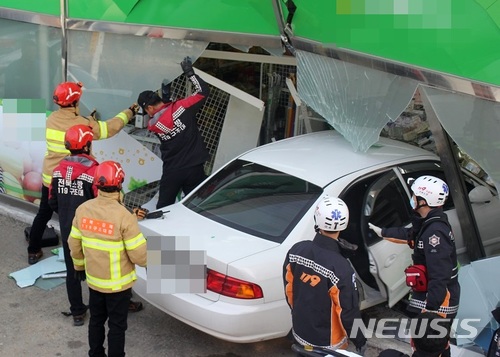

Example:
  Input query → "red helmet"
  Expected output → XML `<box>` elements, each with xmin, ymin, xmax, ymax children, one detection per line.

<box><xmin>53</xmin><ymin>81</ymin><xmax>83</xmax><ymax>107</ymax></box>
<box><xmin>64</xmin><ymin>124</ymin><xmax>94</xmax><ymax>151</ymax></box>
<box><xmin>94</xmin><ymin>161</ymin><xmax>125</xmax><ymax>190</ymax></box>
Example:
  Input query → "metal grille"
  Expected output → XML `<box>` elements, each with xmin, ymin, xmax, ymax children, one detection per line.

<box><xmin>197</xmin><ymin>84</ymin><xmax>229</xmax><ymax>174</ymax></box>
<box><xmin>129</xmin><ymin>75</ymin><xmax>229</xmax><ymax>176</ymax></box>
<box><xmin>261</xmin><ymin>64</ymin><xmax>296</xmax><ymax>143</ymax></box>
<box><xmin>262</xmin><ymin>64</ymin><xmax>296</xmax><ymax>106</ymax></box>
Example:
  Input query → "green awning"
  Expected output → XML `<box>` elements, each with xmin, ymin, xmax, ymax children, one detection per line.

<box><xmin>286</xmin><ymin>0</ymin><xmax>500</xmax><ymax>87</ymax></box>
<box><xmin>1</xmin><ymin>0</ymin><xmax>499</xmax><ymax>87</ymax></box>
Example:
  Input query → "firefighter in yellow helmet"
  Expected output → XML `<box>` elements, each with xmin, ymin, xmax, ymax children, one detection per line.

<box><xmin>68</xmin><ymin>160</ymin><xmax>147</xmax><ymax>357</ymax></box>
<box><xmin>27</xmin><ymin>81</ymin><xmax>139</xmax><ymax>265</ymax></box>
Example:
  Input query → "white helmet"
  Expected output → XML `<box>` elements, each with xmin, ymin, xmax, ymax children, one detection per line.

<box><xmin>314</xmin><ymin>196</ymin><xmax>349</xmax><ymax>231</ymax></box>
<box><xmin>410</xmin><ymin>175</ymin><xmax>449</xmax><ymax>207</ymax></box>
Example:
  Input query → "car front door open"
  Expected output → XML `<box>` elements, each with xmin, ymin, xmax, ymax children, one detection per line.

<box><xmin>361</xmin><ymin>169</ymin><xmax>413</xmax><ymax>307</ymax></box>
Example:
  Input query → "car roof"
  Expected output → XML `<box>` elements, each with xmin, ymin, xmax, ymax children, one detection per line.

<box><xmin>238</xmin><ymin>130</ymin><xmax>438</xmax><ymax>187</ymax></box>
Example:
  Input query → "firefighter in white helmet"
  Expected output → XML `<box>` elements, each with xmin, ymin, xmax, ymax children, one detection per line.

<box><xmin>283</xmin><ymin>196</ymin><xmax>367</xmax><ymax>355</ymax></box>
<box><xmin>369</xmin><ymin>175</ymin><xmax>459</xmax><ymax>357</ymax></box>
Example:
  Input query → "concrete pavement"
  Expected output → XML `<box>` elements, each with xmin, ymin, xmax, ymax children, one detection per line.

<box><xmin>0</xmin><ymin>195</ymin><xmax>413</xmax><ymax>356</ymax></box>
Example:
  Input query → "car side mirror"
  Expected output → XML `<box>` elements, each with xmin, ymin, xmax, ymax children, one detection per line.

<box><xmin>469</xmin><ymin>186</ymin><xmax>493</xmax><ymax>204</ymax></box>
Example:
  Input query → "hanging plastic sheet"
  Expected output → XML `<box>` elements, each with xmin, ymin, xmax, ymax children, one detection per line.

<box><xmin>295</xmin><ymin>50</ymin><xmax>419</xmax><ymax>152</ymax></box>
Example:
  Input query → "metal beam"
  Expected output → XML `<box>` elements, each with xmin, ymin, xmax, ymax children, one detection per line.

<box><xmin>201</xmin><ymin>49</ymin><xmax>296</xmax><ymax>66</ymax></box>
<box><xmin>420</xmin><ymin>87</ymin><xmax>486</xmax><ymax>261</ymax></box>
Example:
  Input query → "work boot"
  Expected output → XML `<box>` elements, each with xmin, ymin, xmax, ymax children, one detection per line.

<box><xmin>73</xmin><ymin>312</ymin><xmax>86</xmax><ymax>326</ymax></box>
<box><xmin>129</xmin><ymin>300</ymin><xmax>143</xmax><ymax>313</ymax></box>
<box><xmin>28</xmin><ymin>250</ymin><xmax>43</xmax><ymax>265</ymax></box>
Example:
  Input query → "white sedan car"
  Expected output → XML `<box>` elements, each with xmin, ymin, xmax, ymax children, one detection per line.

<box><xmin>133</xmin><ymin>130</ymin><xmax>500</xmax><ymax>343</ymax></box>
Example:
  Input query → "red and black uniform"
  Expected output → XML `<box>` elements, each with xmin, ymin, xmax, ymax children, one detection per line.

<box><xmin>383</xmin><ymin>208</ymin><xmax>460</xmax><ymax>318</ymax></box>
<box><xmin>148</xmin><ymin>74</ymin><xmax>210</xmax><ymax>208</ymax></box>
<box><xmin>48</xmin><ymin>154</ymin><xmax>99</xmax><ymax>317</ymax></box>
<box><xmin>283</xmin><ymin>233</ymin><xmax>366</xmax><ymax>351</ymax></box>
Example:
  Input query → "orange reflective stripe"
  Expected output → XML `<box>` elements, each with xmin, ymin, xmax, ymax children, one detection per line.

<box><xmin>285</xmin><ymin>264</ymin><xmax>294</xmax><ymax>308</ymax></box>
<box><xmin>385</xmin><ymin>237</ymin><xmax>407</xmax><ymax>244</ymax></box>
<box><xmin>438</xmin><ymin>290</ymin><xmax>451</xmax><ymax>318</ymax></box>
<box><xmin>329</xmin><ymin>285</ymin><xmax>348</xmax><ymax>349</ymax></box>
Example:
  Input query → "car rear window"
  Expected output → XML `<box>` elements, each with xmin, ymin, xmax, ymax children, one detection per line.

<box><xmin>184</xmin><ymin>159</ymin><xmax>322</xmax><ymax>243</ymax></box>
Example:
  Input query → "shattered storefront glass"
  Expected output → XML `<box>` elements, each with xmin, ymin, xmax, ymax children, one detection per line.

<box><xmin>420</xmin><ymin>86</ymin><xmax>500</xmax><ymax>192</ymax></box>
<box><xmin>295</xmin><ymin>50</ymin><xmax>419</xmax><ymax>152</ymax></box>
<box><xmin>67</xmin><ymin>30</ymin><xmax>208</xmax><ymax>120</ymax></box>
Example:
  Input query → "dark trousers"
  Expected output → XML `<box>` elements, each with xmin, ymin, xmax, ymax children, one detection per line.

<box><xmin>156</xmin><ymin>164</ymin><xmax>207</xmax><ymax>208</ymax></box>
<box><xmin>441</xmin><ymin>314</ymin><xmax>456</xmax><ymax>357</ymax></box>
<box><xmin>27</xmin><ymin>185</ymin><xmax>53</xmax><ymax>253</ymax></box>
<box><xmin>62</xmin><ymin>235</ymin><xmax>86</xmax><ymax>316</ymax></box>
<box><xmin>88</xmin><ymin>287</ymin><xmax>132</xmax><ymax>357</ymax></box>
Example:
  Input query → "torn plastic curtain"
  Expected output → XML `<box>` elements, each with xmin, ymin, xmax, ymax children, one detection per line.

<box><xmin>295</xmin><ymin>50</ymin><xmax>419</xmax><ymax>152</ymax></box>
<box><xmin>420</xmin><ymin>86</ymin><xmax>500</xmax><ymax>193</ymax></box>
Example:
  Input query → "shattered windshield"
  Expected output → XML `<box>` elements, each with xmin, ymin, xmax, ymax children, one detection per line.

<box><xmin>184</xmin><ymin>159</ymin><xmax>322</xmax><ymax>243</ymax></box>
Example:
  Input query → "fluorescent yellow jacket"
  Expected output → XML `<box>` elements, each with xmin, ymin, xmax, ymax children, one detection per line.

<box><xmin>69</xmin><ymin>190</ymin><xmax>147</xmax><ymax>293</ymax></box>
<box><xmin>42</xmin><ymin>106</ymin><xmax>133</xmax><ymax>187</ymax></box>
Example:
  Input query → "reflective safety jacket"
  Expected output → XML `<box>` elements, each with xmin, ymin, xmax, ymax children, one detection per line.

<box><xmin>383</xmin><ymin>208</ymin><xmax>460</xmax><ymax>318</ymax></box>
<box><xmin>42</xmin><ymin>106</ymin><xmax>133</xmax><ymax>187</ymax></box>
<box><xmin>68</xmin><ymin>190</ymin><xmax>147</xmax><ymax>293</ymax></box>
<box><xmin>283</xmin><ymin>234</ymin><xmax>366</xmax><ymax>351</ymax></box>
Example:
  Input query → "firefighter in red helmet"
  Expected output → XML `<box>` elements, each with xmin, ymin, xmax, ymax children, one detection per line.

<box><xmin>68</xmin><ymin>160</ymin><xmax>147</xmax><ymax>357</ymax></box>
<box><xmin>27</xmin><ymin>81</ymin><xmax>139</xmax><ymax>265</ymax></box>
<box><xmin>52</xmin><ymin>81</ymin><xmax>84</xmax><ymax>107</ymax></box>
<box><xmin>48</xmin><ymin>124</ymin><xmax>98</xmax><ymax>326</ymax></box>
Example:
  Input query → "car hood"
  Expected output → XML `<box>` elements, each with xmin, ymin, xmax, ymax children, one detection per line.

<box><xmin>138</xmin><ymin>203</ymin><xmax>279</xmax><ymax>271</ymax></box>
<box><xmin>239</xmin><ymin>130</ymin><xmax>438</xmax><ymax>187</ymax></box>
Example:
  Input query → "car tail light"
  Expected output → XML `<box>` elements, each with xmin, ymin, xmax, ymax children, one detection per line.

<box><xmin>207</xmin><ymin>269</ymin><xmax>263</xmax><ymax>299</ymax></box>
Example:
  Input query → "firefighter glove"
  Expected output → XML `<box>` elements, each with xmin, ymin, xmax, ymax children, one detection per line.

<box><xmin>74</xmin><ymin>270</ymin><xmax>86</xmax><ymax>282</ymax></box>
<box><xmin>129</xmin><ymin>103</ymin><xmax>140</xmax><ymax>116</ymax></box>
<box><xmin>133</xmin><ymin>206</ymin><xmax>149</xmax><ymax>220</ymax></box>
<box><xmin>368</xmin><ymin>222</ymin><xmax>382</xmax><ymax>238</ymax></box>
<box><xmin>90</xmin><ymin>108</ymin><xmax>99</xmax><ymax>120</ymax></box>
<box><xmin>181</xmin><ymin>56</ymin><xmax>195</xmax><ymax>77</ymax></box>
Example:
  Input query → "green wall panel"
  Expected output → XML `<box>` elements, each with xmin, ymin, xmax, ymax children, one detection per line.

<box><xmin>67</xmin><ymin>0</ymin><xmax>280</xmax><ymax>36</ymax></box>
<box><xmin>1</xmin><ymin>0</ymin><xmax>499</xmax><ymax>86</ymax></box>
<box><xmin>291</xmin><ymin>0</ymin><xmax>500</xmax><ymax>86</ymax></box>
<box><xmin>0</xmin><ymin>1</ymin><xmax>59</xmax><ymax>15</ymax></box>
